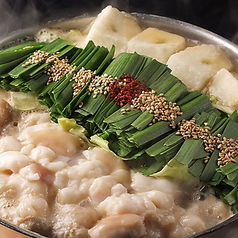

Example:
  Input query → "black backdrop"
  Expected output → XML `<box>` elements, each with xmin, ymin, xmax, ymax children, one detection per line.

<box><xmin>0</xmin><ymin>1</ymin><xmax>238</xmax><ymax>237</ymax></box>
<box><xmin>0</xmin><ymin>0</ymin><xmax>237</xmax><ymax>43</ymax></box>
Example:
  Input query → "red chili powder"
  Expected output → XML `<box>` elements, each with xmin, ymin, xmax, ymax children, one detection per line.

<box><xmin>109</xmin><ymin>74</ymin><xmax>150</xmax><ymax>107</ymax></box>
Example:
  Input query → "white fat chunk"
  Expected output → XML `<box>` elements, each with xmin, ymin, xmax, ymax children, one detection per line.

<box><xmin>89</xmin><ymin>175</ymin><xmax>117</xmax><ymax>205</ymax></box>
<box><xmin>18</xmin><ymin>123</ymin><xmax>85</xmax><ymax>157</ymax></box>
<box><xmin>83</xmin><ymin>147</ymin><xmax>128</xmax><ymax>173</ymax></box>
<box><xmin>131</xmin><ymin>171</ymin><xmax>178</xmax><ymax>194</ymax></box>
<box><xmin>0</xmin><ymin>136</ymin><xmax>22</xmax><ymax>153</ymax></box>
<box><xmin>0</xmin><ymin>151</ymin><xmax>32</xmax><ymax>174</ymax></box>
<box><xmin>88</xmin><ymin>214</ymin><xmax>146</xmax><ymax>238</ymax></box>
<box><xmin>19</xmin><ymin>165</ymin><xmax>41</xmax><ymax>181</ymax></box>
<box><xmin>97</xmin><ymin>193</ymin><xmax>157</xmax><ymax>217</ymax></box>
<box><xmin>16</xmin><ymin>196</ymin><xmax>48</xmax><ymax>218</ymax></box>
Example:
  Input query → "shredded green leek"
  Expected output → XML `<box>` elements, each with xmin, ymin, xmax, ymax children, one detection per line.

<box><xmin>1</xmin><ymin>38</ymin><xmax>238</xmax><ymax>207</ymax></box>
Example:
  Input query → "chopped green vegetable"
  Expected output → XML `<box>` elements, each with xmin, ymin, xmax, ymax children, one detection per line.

<box><xmin>1</xmin><ymin>38</ymin><xmax>238</xmax><ymax>207</ymax></box>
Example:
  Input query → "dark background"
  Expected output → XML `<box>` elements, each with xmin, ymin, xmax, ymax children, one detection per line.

<box><xmin>0</xmin><ymin>0</ymin><xmax>237</xmax><ymax>43</ymax></box>
<box><xmin>0</xmin><ymin>1</ymin><xmax>238</xmax><ymax>237</ymax></box>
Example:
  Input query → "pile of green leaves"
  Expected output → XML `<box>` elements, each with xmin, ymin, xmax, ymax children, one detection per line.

<box><xmin>1</xmin><ymin>38</ymin><xmax>238</xmax><ymax>210</ymax></box>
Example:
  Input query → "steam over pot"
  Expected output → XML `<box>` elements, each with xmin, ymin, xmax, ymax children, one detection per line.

<box><xmin>0</xmin><ymin>1</ymin><xmax>238</xmax><ymax>238</ymax></box>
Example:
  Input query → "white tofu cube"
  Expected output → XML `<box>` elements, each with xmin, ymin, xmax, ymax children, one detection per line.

<box><xmin>85</xmin><ymin>5</ymin><xmax>142</xmax><ymax>56</ymax></box>
<box><xmin>167</xmin><ymin>44</ymin><xmax>233</xmax><ymax>91</ymax></box>
<box><xmin>206</xmin><ymin>68</ymin><xmax>238</xmax><ymax>113</ymax></box>
<box><xmin>127</xmin><ymin>27</ymin><xmax>186</xmax><ymax>63</ymax></box>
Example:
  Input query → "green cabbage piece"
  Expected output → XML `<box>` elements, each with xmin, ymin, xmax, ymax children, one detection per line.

<box><xmin>58</xmin><ymin>118</ymin><xmax>89</xmax><ymax>143</ymax></box>
<box><xmin>151</xmin><ymin>158</ymin><xmax>199</xmax><ymax>182</ymax></box>
<box><xmin>11</xmin><ymin>91</ymin><xmax>47</xmax><ymax>111</ymax></box>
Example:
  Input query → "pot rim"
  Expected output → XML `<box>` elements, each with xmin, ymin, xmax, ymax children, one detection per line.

<box><xmin>0</xmin><ymin>11</ymin><xmax>237</xmax><ymax>238</ymax></box>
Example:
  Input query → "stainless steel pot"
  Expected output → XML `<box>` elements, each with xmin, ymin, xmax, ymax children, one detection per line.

<box><xmin>0</xmin><ymin>10</ymin><xmax>238</xmax><ymax>238</ymax></box>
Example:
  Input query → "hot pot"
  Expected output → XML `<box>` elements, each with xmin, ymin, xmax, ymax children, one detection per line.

<box><xmin>0</xmin><ymin>2</ymin><xmax>238</xmax><ymax>238</ymax></box>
